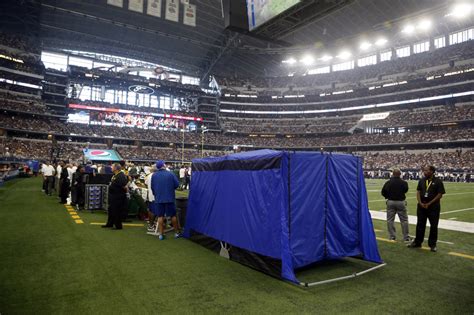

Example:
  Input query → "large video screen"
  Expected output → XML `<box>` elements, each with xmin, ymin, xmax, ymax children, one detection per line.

<box><xmin>67</xmin><ymin>111</ymin><xmax>90</xmax><ymax>124</ymax></box>
<box><xmin>83</xmin><ymin>149</ymin><xmax>122</xmax><ymax>162</ymax></box>
<box><xmin>89</xmin><ymin>111</ymin><xmax>199</xmax><ymax>132</ymax></box>
<box><xmin>247</xmin><ymin>0</ymin><xmax>300</xmax><ymax>30</ymax></box>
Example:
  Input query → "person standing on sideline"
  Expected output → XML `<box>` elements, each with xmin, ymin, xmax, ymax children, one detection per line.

<box><xmin>145</xmin><ymin>165</ymin><xmax>158</xmax><ymax>232</ymax></box>
<box><xmin>102</xmin><ymin>163</ymin><xmax>129</xmax><ymax>230</ymax></box>
<box><xmin>381</xmin><ymin>169</ymin><xmax>410</xmax><ymax>241</ymax></box>
<box><xmin>179</xmin><ymin>165</ymin><xmax>186</xmax><ymax>190</ymax></box>
<box><xmin>43</xmin><ymin>162</ymin><xmax>55</xmax><ymax>196</ymax></box>
<box><xmin>151</xmin><ymin>160</ymin><xmax>180</xmax><ymax>240</ymax></box>
<box><xmin>408</xmin><ymin>165</ymin><xmax>445</xmax><ymax>252</ymax></box>
<box><xmin>56</xmin><ymin>162</ymin><xmax>62</xmax><ymax>197</ymax></box>
<box><xmin>59</xmin><ymin>162</ymin><xmax>70</xmax><ymax>204</ymax></box>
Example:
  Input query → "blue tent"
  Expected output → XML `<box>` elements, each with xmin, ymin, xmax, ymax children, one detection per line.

<box><xmin>184</xmin><ymin>150</ymin><xmax>383</xmax><ymax>285</ymax></box>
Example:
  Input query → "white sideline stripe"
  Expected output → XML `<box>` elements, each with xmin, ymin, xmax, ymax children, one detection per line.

<box><xmin>369</xmin><ymin>192</ymin><xmax>473</xmax><ymax>203</ymax></box>
<box><xmin>448</xmin><ymin>218</ymin><xmax>457</xmax><ymax>220</ymax></box>
<box><xmin>370</xmin><ymin>210</ymin><xmax>474</xmax><ymax>234</ymax></box>
<box><xmin>440</xmin><ymin>208</ymin><xmax>474</xmax><ymax>215</ymax></box>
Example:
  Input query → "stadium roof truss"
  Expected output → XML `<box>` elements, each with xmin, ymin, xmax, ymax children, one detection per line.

<box><xmin>15</xmin><ymin>0</ymin><xmax>469</xmax><ymax>78</ymax></box>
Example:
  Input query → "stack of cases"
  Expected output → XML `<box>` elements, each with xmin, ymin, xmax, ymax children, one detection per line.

<box><xmin>86</xmin><ymin>185</ymin><xmax>105</xmax><ymax>210</ymax></box>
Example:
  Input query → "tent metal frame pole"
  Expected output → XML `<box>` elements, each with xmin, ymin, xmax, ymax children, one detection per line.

<box><xmin>298</xmin><ymin>262</ymin><xmax>387</xmax><ymax>287</ymax></box>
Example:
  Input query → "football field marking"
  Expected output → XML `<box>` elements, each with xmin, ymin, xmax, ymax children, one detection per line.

<box><xmin>448</xmin><ymin>252</ymin><xmax>474</xmax><ymax>260</ymax></box>
<box><xmin>368</xmin><ymin>192</ymin><xmax>473</xmax><ymax>203</ymax></box>
<box><xmin>440</xmin><ymin>208</ymin><xmax>474</xmax><ymax>215</ymax></box>
<box><xmin>370</xmin><ymin>210</ymin><xmax>474</xmax><ymax>234</ymax></box>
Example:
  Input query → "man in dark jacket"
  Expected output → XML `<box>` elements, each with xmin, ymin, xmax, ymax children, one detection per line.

<box><xmin>408</xmin><ymin>165</ymin><xmax>445</xmax><ymax>252</ymax></box>
<box><xmin>151</xmin><ymin>160</ymin><xmax>180</xmax><ymax>240</ymax></box>
<box><xmin>72</xmin><ymin>165</ymin><xmax>85</xmax><ymax>210</ymax></box>
<box><xmin>102</xmin><ymin>163</ymin><xmax>129</xmax><ymax>230</ymax></box>
<box><xmin>59</xmin><ymin>161</ymin><xmax>70</xmax><ymax>204</ymax></box>
<box><xmin>381</xmin><ymin>169</ymin><xmax>409</xmax><ymax>241</ymax></box>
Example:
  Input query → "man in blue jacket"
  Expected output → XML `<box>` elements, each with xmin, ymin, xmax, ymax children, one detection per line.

<box><xmin>151</xmin><ymin>160</ymin><xmax>180</xmax><ymax>240</ymax></box>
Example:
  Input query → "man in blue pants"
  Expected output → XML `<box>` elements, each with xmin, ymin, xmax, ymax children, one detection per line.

<box><xmin>151</xmin><ymin>160</ymin><xmax>180</xmax><ymax>240</ymax></box>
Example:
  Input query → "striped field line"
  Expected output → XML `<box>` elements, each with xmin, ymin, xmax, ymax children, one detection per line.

<box><xmin>376</xmin><ymin>236</ymin><xmax>474</xmax><ymax>260</ymax></box>
<box><xmin>440</xmin><ymin>208</ymin><xmax>474</xmax><ymax>215</ymax></box>
<box><xmin>448</xmin><ymin>252</ymin><xmax>474</xmax><ymax>260</ymax></box>
<box><xmin>64</xmin><ymin>205</ymin><xmax>83</xmax><ymax>224</ymax></box>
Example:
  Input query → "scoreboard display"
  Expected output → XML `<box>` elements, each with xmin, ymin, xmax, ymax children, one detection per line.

<box><xmin>247</xmin><ymin>0</ymin><xmax>300</xmax><ymax>30</ymax></box>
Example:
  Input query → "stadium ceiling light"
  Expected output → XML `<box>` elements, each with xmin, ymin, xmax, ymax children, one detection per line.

<box><xmin>402</xmin><ymin>24</ymin><xmax>415</xmax><ymax>34</ymax></box>
<box><xmin>359</xmin><ymin>42</ymin><xmax>372</xmax><ymax>50</ymax></box>
<box><xmin>375</xmin><ymin>38</ymin><xmax>388</xmax><ymax>46</ymax></box>
<box><xmin>282</xmin><ymin>58</ymin><xmax>297</xmax><ymax>65</ymax></box>
<box><xmin>300</xmin><ymin>55</ymin><xmax>315</xmax><ymax>65</ymax></box>
<box><xmin>319</xmin><ymin>55</ymin><xmax>333</xmax><ymax>62</ymax></box>
<box><xmin>446</xmin><ymin>3</ymin><xmax>472</xmax><ymax>18</ymax></box>
<box><xmin>337</xmin><ymin>50</ymin><xmax>352</xmax><ymax>59</ymax></box>
<box><xmin>417</xmin><ymin>19</ymin><xmax>432</xmax><ymax>31</ymax></box>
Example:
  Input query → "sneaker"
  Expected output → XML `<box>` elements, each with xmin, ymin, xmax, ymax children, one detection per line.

<box><xmin>147</xmin><ymin>225</ymin><xmax>155</xmax><ymax>232</ymax></box>
<box><xmin>430</xmin><ymin>246</ymin><xmax>437</xmax><ymax>252</ymax></box>
<box><xmin>404</xmin><ymin>237</ymin><xmax>412</xmax><ymax>242</ymax></box>
<box><xmin>174</xmin><ymin>233</ymin><xmax>182</xmax><ymax>239</ymax></box>
<box><xmin>389</xmin><ymin>237</ymin><xmax>396</xmax><ymax>241</ymax></box>
<box><xmin>407</xmin><ymin>242</ymin><xmax>421</xmax><ymax>248</ymax></box>
<box><xmin>158</xmin><ymin>234</ymin><xmax>165</xmax><ymax>241</ymax></box>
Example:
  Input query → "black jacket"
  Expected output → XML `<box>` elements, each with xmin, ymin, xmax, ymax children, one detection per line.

<box><xmin>381</xmin><ymin>177</ymin><xmax>409</xmax><ymax>201</ymax></box>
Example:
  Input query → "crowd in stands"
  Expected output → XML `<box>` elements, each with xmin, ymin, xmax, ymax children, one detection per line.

<box><xmin>0</xmin><ymin>113</ymin><xmax>472</xmax><ymax>148</ymax></box>
<box><xmin>219</xmin><ymin>40</ymin><xmax>474</xmax><ymax>91</ymax></box>
<box><xmin>0</xmin><ymin>32</ymin><xmax>40</xmax><ymax>55</ymax></box>
<box><xmin>220</xmin><ymin>116</ymin><xmax>360</xmax><ymax>134</ymax></box>
<box><xmin>0</xmin><ymin>92</ymin><xmax>53</xmax><ymax>114</ymax></box>
<box><xmin>0</xmin><ymin>138</ymin><xmax>222</xmax><ymax>162</ymax></box>
<box><xmin>2</xmin><ymin>137</ymin><xmax>472</xmax><ymax>174</ymax></box>
<box><xmin>372</xmin><ymin>104</ymin><xmax>473</xmax><ymax>128</ymax></box>
<box><xmin>219</xmin><ymin>83</ymin><xmax>473</xmax><ymax>116</ymax></box>
<box><xmin>362</xmin><ymin>150</ymin><xmax>473</xmax><ymax>171</ymax></box>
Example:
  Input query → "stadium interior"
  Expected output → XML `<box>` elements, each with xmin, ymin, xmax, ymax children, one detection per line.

<box><xmin>0</xmin><ymin>0</ymin><xmax>473</xmax><ymax>313</ymax></box>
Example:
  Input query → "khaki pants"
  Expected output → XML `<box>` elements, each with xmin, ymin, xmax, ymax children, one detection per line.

<box><xmin>386</xmin><ymin>200</ymin><xmax>409</xmax><ymax>241</ymax></box>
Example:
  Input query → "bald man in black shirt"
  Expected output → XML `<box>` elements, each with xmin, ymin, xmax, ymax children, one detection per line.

<box><xmin>381</xmin><ymin>169</ymin><xmax>410</xmax><ymax>241</ymax></box>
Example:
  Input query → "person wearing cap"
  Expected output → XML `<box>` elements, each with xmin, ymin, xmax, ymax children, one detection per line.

<box><xmin>408</xmin><ymin>165</ymin><xmax>445</xmax><ymax>252</ymax></box>
<box><xmin>381</xmin><ymin>169</ymin><xmax>410</xmax><ymax>242</ymax></box>
<box><xmin>102</xmin><ymin>163</ymin><xmax>129</xmax><ymax>230</ymax></box>
<box><xmin>151</xmin><ymin>160</ymin><xmax>180</xmax><ymax>240</ymax></box>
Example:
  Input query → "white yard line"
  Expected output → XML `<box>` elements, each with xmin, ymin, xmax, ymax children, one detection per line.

<box><xmin>440</xmin><ymin>208</ymin><xmax>474</xmax><ymax>215</ymax></box>
<box><xmin>448</xmin><ymin>218</ymin><xmax>457</xmax><ymax>220</ymax></box>
<box><xmin>368</xmin><ymin>192</ymin><xmax>473</xmax><ymax>203</ymax></box>
<box><xmin>370</xmin><ymin>210</ymin><xmax>474</xmax><ymax>234</ymax></box>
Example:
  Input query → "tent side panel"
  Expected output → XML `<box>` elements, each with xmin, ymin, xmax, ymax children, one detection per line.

<box><xmin>326</xmin><ymin>155</ymin><xmax>360</xmax><ymax>258</ymax></box>
<box><xmin>357</xmin><ymin>161</ymin><xmax>383</xmax><ymax>263</ymax></box>
<box><xmin>185</xmin><ymin>168</ymin><xmax>285</xmax><ymax>259</ymax></box>
<box><xmin>289</xmin><ymin>153</ymin><xmax>327</xmax><ymax>269</ymax></box>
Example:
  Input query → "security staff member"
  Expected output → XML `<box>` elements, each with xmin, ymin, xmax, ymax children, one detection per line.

<box><xmin>381</xmin><ymin>169</ymin><xmax>409</xmax><ymax>241</ymax></box>
<box><xmin>408</xmin><ymin>165</ymin><xmax>445</xmax><ymax>252</ymax></box>
<box><xmin>102</xmin><ymin>163</ymin><xmax>129</xmax><ymax>230</ymax></box>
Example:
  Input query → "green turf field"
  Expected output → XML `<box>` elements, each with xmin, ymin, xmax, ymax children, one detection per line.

<box><xmin>366</xmin><ymin>179</ymin><xmax>474</xmax><ymax>223</ymax></box>
<box><xmin>0</xmin><ymin>177</ymin><xmax>473</xmax><ymax>314</ymax></box>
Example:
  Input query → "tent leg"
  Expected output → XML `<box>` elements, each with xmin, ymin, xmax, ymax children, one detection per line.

<box><xmin>298</xmin><ymin>262</ymin><xmax>387</xmax><ymax>287</ymax></box>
